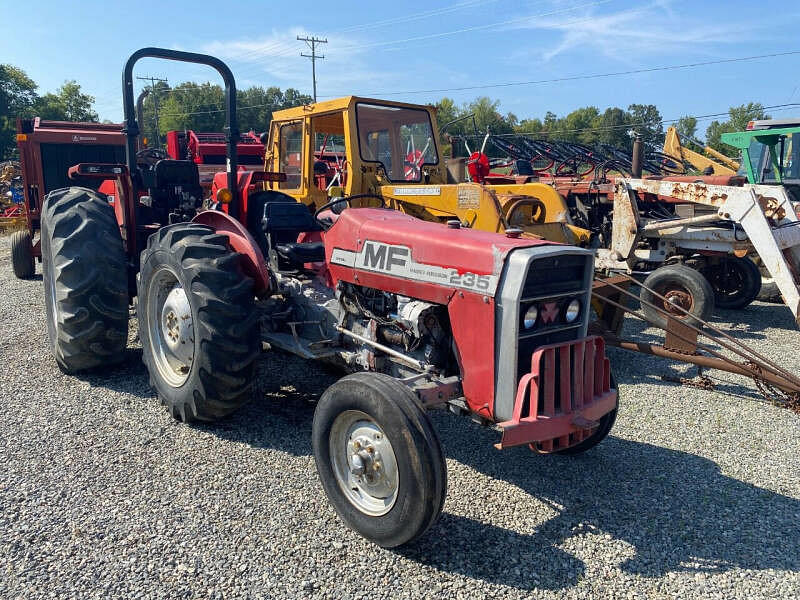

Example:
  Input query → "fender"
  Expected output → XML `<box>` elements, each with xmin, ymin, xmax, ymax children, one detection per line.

<box><xmin>192</xmin><ymin>210</ymin><xmax>271</xmax><ymax>297</ymax></box>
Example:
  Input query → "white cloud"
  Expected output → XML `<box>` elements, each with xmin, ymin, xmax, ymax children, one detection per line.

<box><xmin>202</xmin><ymin>27</ymin><xmax>397</xmax><ymax>98</ymax></box>
<box><xmin>508</xmin><ymin>1</ymin><xmax>760</xmax><ymax>64</ymax></box>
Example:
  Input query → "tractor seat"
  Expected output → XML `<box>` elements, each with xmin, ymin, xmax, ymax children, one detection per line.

<box><xmin>275</xmin><ymin>242</ymin><xmax>325</xmax><ymax>265</ymax></box>
<box><xmin>262</xmin><ymin>201</ymin><xmax>324</xmax><ymax>270</ymax></box>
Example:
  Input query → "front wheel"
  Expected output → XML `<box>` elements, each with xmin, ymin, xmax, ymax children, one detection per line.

<box><xmin>640</xmin><ymin>264</ymin><xmax>715</xmax><ymax>329</ymax></box>
<box><xmin>312</xmin><ymin>372</ymin><xmax>447</xmax><ymax>548</ymax></box>
<box><xmin>10</xmin><ymin>229</ymin><xmax>34</xmax><ymax>279</ymax></box>
<box><xmin>552</xmin><ymin>374</ymin><xmax>618</xmax><ymax>455</ymax></box>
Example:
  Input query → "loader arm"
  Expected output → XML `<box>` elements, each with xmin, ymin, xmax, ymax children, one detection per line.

<box><xmin>615</xmin><ymin>178</ymin><xmax>800</xmax><ymax>326</ymax></box>
<box><xmin>663</xmin><ymin>127</ymin><xmax>738</xmax><ymax>175</ymax></box>
<box><xmin>378</xmin><ymin>181</ymin><xmax>591</xmax><ymax>246</ymax></box>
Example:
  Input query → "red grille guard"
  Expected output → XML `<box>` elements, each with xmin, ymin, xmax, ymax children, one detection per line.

<box><xmin>496</xmin><ymin>336</ymin><xmax>617</xmax><ymax>451</ymax></box>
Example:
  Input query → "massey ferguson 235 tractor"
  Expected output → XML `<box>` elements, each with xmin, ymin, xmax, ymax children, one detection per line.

<box><xmin>39</xmin><ymin>49</ymin><xmax>618</xmax><ymax>548</ymax></box>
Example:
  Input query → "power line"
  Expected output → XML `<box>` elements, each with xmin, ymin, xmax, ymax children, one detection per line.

<box><xmin>136</xmin><ymin>75</ymin><xmax>168</xmax><ymax>147</ymax></box>
<box><xmin>223</xmin><ymin>0</ymin><xmax>609</xmax><ymax>84</ymax></box>
<box><xmin>297</xmin><ymin>35</ymin><xmax>327</xmax><ymax>102</ymax></box>
<box><xmin>152</xmin><ymin>49</ymin><xmax>800</xmax><ymax>119</ymax></box>
<box><xmin>320</xmin><ymin>50</ymin><xmax>800</xmax><ymax>98</ymax></box>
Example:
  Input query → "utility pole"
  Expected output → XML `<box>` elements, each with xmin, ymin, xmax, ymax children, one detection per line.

<box><xmin>297</xmin><ymin>35</ymin><xmax>327</xmax><ymax>102</ymax></box>
<box><xmin>136</xmin><ymin>75</ymin><xmax>168</xmax><ymax>148</ymax></box>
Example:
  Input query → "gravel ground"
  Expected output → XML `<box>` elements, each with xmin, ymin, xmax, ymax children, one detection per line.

<box><xmin>1</xmin><ymin>232</ymin><xmax>799</xmax><ymax>599</ymax></box>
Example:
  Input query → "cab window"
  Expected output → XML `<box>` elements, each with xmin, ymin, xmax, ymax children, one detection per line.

<box><xmin>355</xmin><ymin>103</ymin><xmax>438</xmax><ymax>182</ymax></box>
<box><xmin>278</xmin><ymin>121</ymin><xmax>303</xmax><ymax>189</ymax></box>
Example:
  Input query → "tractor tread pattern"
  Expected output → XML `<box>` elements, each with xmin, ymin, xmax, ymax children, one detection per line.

<box><xmin>10</xmin><ymin>229</ymin><xmax>34</xmax><ymax>279</ymax></box>
<box><xmin>138</xmin><ymin>223</ymin><xmax>259</xmax><ymax>422</ymax></box>
<box><xmin>41</xmin><ymin>187</ymin><xmax>128</xmax><ymax>373</ymax></box>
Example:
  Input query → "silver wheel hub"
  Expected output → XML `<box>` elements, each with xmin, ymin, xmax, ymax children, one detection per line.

<box><xmin>147</xmin><ymin>268</ymin><xmax>195</xmax><ymax>387</ymax></box>
<box><xmin>161</xmin><ymin>287</ymin><xmax>193</xmax><ymax>364</ymax></box>
<box><xmin>330</xmin><ymin>411</ymin><xmax>399</xmax><ymax>516</ymax></box>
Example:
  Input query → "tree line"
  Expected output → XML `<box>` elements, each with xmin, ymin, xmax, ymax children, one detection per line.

<box><xmin>1</xmin><ymin>61</ymin><xmax>772</xmax><ymax>161</ymax></box>
<box><xmin>433</xmin><ymin>96</ymin><xmax>769</xmax><ymax>160</ymax></box>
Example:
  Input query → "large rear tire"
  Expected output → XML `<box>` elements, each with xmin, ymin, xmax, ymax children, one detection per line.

<box><xmin>137</xmin><ymin>223</ymin><xmax>259</xmax><ymax>422</ymax></box>
<box><xmin>10</xmin><ymin>229</ymin><xmax>34</xmax><ymax>279</ymax></box>
<box><xmin>41</xmin><ymin>187</ymin><xmax>128</xmax><ymax>373</ymax></box>
<box><xmin>312</xmin><ymin>373</ymin><xmax>447</xmax><ymax>548</ymax></box>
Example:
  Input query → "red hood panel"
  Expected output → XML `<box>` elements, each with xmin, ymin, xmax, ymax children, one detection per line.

<box><xmin>325</xmin><ymin>208</ymin><xmax>554</xmax><ymax>277</ymax></box>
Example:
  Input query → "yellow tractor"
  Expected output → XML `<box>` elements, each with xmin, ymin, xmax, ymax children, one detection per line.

<box><xmin>263</xmin><ymin>96</ymin><xmax>591</xmax><ymax>246</ymax></box>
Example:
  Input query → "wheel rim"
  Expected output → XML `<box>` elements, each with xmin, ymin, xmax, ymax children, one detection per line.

<box><xmin>658</xmin><ymin>285</ymin><xmax>694</xmax><ymax>317</ymax></box>
<box><xmin>329</xmin><ymin>410</ymin><xmax>399</xmax><ymax>516</ymax></box>
<box><xmin>147</xmin><ymin>267</ymin><xmax>194</xmax><ymax>387</ymax></box>
<box><xmin>707</xmin><ymin>259</ymin><xmax>746</xmax><ymax>299</ymax></box>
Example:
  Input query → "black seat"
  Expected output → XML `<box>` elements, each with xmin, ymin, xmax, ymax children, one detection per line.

<box><xmin>276</xmin><ymin>241</ymin><xmax>325</xmax><ymax>265</ymax></box>
<box><xmin>153</xmin><ymin>159</ymin><xmax>201</xmax><ymax>189</ymax></box>
<box><xmin>262</xmin><ymin>201</ymin><xmax>324</xmax><ymax>270</ymax></box>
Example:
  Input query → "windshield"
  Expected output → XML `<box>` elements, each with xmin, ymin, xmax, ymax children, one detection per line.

<box><xmin>355</xmin><ymin>102</ymin><xmax>438</xmax><ymax>182</ymax></box>
<box><xmin>742</xmin><ymin>134</ymin><xmax>800</xmax><ymax>183</ymax></box>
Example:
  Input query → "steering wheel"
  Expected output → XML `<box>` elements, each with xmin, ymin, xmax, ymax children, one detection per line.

<box><xmin>314</xmin><ymin>193</ymin><xmax>387</xmax><ymax>223</ymax></box>
<box><xmin>404</xmin><ymin>150</ymin><xmax>423</xmax><ymax>180</ymax></box>
<box><xmin>136</xmin><ymin>147</ymin><xmax>169</xmax><ymax>167</ymax></box>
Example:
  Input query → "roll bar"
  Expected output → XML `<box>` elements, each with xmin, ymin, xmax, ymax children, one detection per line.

<box><xmin>122</xmin><ymin>47</ymin><xmax>240</xmax><ymax>217</ymax></box>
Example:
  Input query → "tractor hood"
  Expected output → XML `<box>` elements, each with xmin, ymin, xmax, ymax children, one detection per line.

<box><xmin>324</xmin><ymin>208</ymin><xmax>557</xmax><ymax>301</ymax></box>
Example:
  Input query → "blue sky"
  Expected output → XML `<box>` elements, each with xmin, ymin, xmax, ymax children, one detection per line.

<box><xmin>3</xmin><ymin>0</ymin><xmax>800</xmax><ymax>138</ymax></box>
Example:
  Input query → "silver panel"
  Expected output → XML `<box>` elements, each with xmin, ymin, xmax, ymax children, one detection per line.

<box><xmin>493</xmin><ymin>246</ymin><xmax>595</xmax><ymax>422</ymax></box>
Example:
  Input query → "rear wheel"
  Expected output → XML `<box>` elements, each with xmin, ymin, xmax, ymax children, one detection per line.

<box><xmin>10</xmin><ymin>229</ymin><xmax>34</xmax><ymax>279</ymax></box>
<box><xmin>701</xmin><ymin>256</ymin><xmax>761</xmax><ymax>310</ymax></box>
<box><xmin>41</xmin><ymin>187</ymin><xmax>128</xmax><ymax>373</ymax></box>
<box><xmin>137</xmin><ymin>223</ymin><xmax>259</xmax><ymax>422</ymax></box>
<box><xmin>312</xmin><ymin>372</ymin><xmax>446</xmax><ymax>548</ymax></box>
<box><xmin>640</xmin><ymin>264</ymin><xmax>714</xmax><ymax>329</ymax></box>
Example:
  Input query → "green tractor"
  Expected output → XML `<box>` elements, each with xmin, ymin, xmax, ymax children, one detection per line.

<box><xmin>722</xmin><ymin>118</ymin><xmax>800</xmax><ymax>202</ymax></box>
<box><xmin>722</xmin><ymin>119</ymin><xmax>800</xmax><ymax>301</ymax></box>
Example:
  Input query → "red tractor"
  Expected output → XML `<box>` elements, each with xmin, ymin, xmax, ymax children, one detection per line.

<box><xmin>39</xmin><ymin>48</ymin><xmax>618</xmax><ymax>548</ymax></box>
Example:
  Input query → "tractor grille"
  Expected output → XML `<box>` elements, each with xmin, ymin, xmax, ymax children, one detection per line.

<box><xmin>494</xmin><ymin>246</ymin><xmax>595</xmax><ymax>423</ymax></box>
<box><xmin>516</xmin><ymin>253</ymin><xmax>590</xmax><ymax>380</ymax></box>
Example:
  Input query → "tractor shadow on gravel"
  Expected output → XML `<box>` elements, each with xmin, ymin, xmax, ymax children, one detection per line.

<box><xmin>403</xmin><ymin>414</ymin><xmax>800</xmax><ymax>591</ymax></box>
<box><xmin>193</xmin><ymin>350</ymin><xmax>800</xmax><ymax>593</ymax></box>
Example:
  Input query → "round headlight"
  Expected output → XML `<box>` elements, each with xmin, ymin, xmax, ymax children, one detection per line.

<box><xmin>523</xmin><ymin>304</ymin><xmax>538</xmax><ymax>329</ymax></box>
<box><xmin>565</xmin><ymin>299</ymin><xmax>581</xmax><ymax>323</ymax></box>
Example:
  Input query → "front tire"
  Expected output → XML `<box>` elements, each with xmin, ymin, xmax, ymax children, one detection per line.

<box><xmin>41</xmin><ymin>187</ymin><xmax>128</xmax><ymax>373</ymax></box>
<box><xmin>137</xmin><ymin>223</ymin><xmax>259</xmax><ymax>422</ymax></box>
<box><xmin>553</xmin><ymin>374</ymin><xmax>618</xmax><ymax>455</ymax></box>
<box><xmin>10</xmin><ymin>229</ymin><xmax>34</xmax><ymax>279</ymax></box>
<box><xmin>312</xmin><ymin>373</ymin><xmax>447</xmax><ymax>548</ymax></box>
<box><xmin>640</xmin><ymin>264</ymin><xmax>714</xmax><ymax>329</ymax></box>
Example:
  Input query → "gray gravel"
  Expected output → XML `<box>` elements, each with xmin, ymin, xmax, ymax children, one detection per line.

<box><xmin>1</xmin><ymin>232</ymin><xmax>799</xmax><ymax>599</ymax></box>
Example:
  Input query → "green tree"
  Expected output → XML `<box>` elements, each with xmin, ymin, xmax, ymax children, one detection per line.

<box><xmin>627</xmin><ymin>103</ymin><xmax>663</xmax><ymax>146</ymax></box>
<box><xmin>156</xmin><ymin>82</ymin><xmax>225</xmax><ymax>137</ymax></box>
<box><xmin>596</xmin><ymin>107</ymin><xmax>631</xmax><ymax>149</ymax></box>
<box><xmin>675</xmin><ymin>115</ymin><xmax>700</xmax><ymax>152</ymax></box>
<box><xmin>34</xmin><ymin>80</ymin><xmax>98</xmax><ymax>122</ymax></box>
<box><xmin>237</xmin><ymin>86</ymin><xmax>311</xmax><ymax>132</ymax></box>
<box><xmin>706</xmin><ymin>102</ymin><xmax>769</xmax><ymax>156</ymax></box>
<box><xmin>0</xmin><ymin>64</ymin><xmax>38</xmax><ymax>159</ymax></box>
